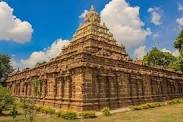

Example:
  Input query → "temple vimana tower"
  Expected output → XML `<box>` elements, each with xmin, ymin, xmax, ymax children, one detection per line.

<box><xmin>6</xmin><ymin>6</ymin><xmax>183</xmax><ymax>111</ymax></box>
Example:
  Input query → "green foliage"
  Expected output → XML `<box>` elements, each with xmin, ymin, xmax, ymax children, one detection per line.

<box><xmin>130</xmin><ymin>98</ymin><xmax>183</xmax><ymax>111</ymax></box>
<box><xmin>130</xmin><ymin>102</ymin><xmax>161</xmax><ymax>110</ymax></box>
<box><xmin>10</xmin><ymin>105</ymin><xmax>18</xmax><ymax>122</ymax></box>
<box><xmin>147</xmin><ymin>102</ymin><xmax>161</xmax><ymax>108</ymax></box>
<box><xmin>34</xmin><ymin>104</ymin><xmax>43</xmax><ymax>112</ymax></box>
<box><xmin>170</xmin><ymin>29</ymin><xmax>183</xmax><ymax>72</ymax></box>
<box><xmin>174</xmin><ymin>29</ymin><xmax>183</xmax><ymax>53</ymax></box>
<box><xmin>0</xmin><ymin>85</ymin><xmax>14</xmax><ymax>114</ymax></box>
<box><xmin>56</xmin><ymin>109</ymin><xmax>62</xmax><ymax>117</ymax></box>
<box><xmin>40</xmin><ymin>106</ymin><xmax>55</xmax><ymax>114</ymax></box>
<box><xmin>167</xmin><ymin>98</ymin><xmax>183</xmax><ymax>105</ymax></box>
<box><xmin>143</xmin><ymin>48</ymin><xmax>176</xmax><ymax>68</ymax></box>
<box><xmin>22</xmin><ymin>99</ymin><xmax>35</xmax><ymax>122</ymax></box>
<box><xmin>169</xmin><ymin>56</ymin><xmax>183</xmax><ymax>72</ymax></box>
<box><xmin>101</xmin><ymin>107</ymin><xmax>112</xmax><ymax>116</ymax></box>
<box><xmin>60</xmin><ymin>110</ymin><xmax>77</xmax><ymax>120</ymax></box>
<box><xmin>0</xmin><ymin>54</ymin><xmax>14</xmax><ymax>85</ymax></box>
<box><xmin>79</xmin><ymin>111</ymin><xmax>96</xmax><ymax>118</ymax></box>
<box><xmin>20</xmin><ymin>78</ymin><xmax>41</xmax><ymax>122</ymax></box>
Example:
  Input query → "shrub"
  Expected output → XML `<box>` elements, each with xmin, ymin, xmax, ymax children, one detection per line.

<box><xmin>0</xmin><ymin>85</ymin><xmax>14</xmax><ymax>114</ymax></box>
<box><xmin>40</xmin><ymin>106</ymin><xmax>55</xmax><ymax>114</ymax></box>
<box><xmin>167</xmin><ymin>99</ymin><xmax>183</xmax><ymax>105</ymax></box>
<box><xmin>178</xmin><ymin>98</ymin><xmax>183</xmax><ymax>103</ymax></box>
<box><xmin>130</xmin><ymin>102</ymin><xmax>161</xmax><ymax>110</ymax></box>
<box><xmin>56</xmin><ymin>109</ymin><xmax>62</xmax><ymax>117</ymax></box>
<box><xmin>15</xmin><ymin>100</ymin><xmax>23</xmax><ymax>108</ymax></box>
<box><xmin>101</xmin><ymin>107</ymin><xmax>111</xmax><ymax>116</ymax></box>
<box><xmin>167</xmin><ymin>99</ymin><xmax>177</xmax><ymax>105</ymax></box>
<box><xmin>61</xmin><ymin>110</ymin><xmax>77</xmax><ymax>120</ymax></box>
<box><xmin>130</xmin><ymin>105</ymin><xmax>144</xmax><ymax>110</ymax></box>
<box><xmin>79</xmin><ymin>111</ymin><xmax>96</xmax><ymax>118</ymax></box>
<box><xmin>10</xmin><ymin>105</ymin><xmax>18</xmax><ymax>121</ymax></box>
<box><xmin>34</xmin><ymin>104</ymin><xmax>43</xmax><ymax>112</ymax></box>
<box><xmin>147</xmin><ymin>102</ymin><xmax>161</xmax><ymax>108</ymax></box>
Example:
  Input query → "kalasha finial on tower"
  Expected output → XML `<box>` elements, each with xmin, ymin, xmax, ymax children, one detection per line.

<box><xmin>85</xmin><ymin>5</ymin><xmax>100</xmax><ymax>23</ymax></box>
<box><xmin>90</xmin><ymin>5</ymin><xmax>95</xmax><ymax>11</ymax></box>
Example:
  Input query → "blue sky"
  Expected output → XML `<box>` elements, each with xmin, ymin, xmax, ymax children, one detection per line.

<box><xmin>0</xmin><ymin>0</ymin><xmax>183</xmax><ymax>69</ymax></box>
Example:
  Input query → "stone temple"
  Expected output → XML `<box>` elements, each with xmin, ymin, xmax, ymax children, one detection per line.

<box><xmin>6</xmin><ymin>6</ymin><xmax>183</xmax><ymax>111</ymax></box>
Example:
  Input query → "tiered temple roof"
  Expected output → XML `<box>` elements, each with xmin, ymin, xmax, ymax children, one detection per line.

<box><xmin>7</xmin><ymin>5</ymin><xmax>183</xmax><ymax>81</ymax></box>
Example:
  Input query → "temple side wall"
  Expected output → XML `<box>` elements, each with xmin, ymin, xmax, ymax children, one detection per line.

<box><xmin>6</xmin><ymin>66</ymin><xmax>183</xmax><ymax>111</ymax></box>
<box><xmin>80</xmin><ymin>67</ymin><xmax>183</xmax><ymax>110</ymax></box>
<box><xmin>7</xmin><ymin>69</ymin><xmax>86</xmax><ymax>111</ymax></box>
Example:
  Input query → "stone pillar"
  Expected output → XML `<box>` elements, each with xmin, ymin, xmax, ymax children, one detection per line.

<box><xmin>46</xmin><ymin>74</ymin><xmax>56</xmax><ymax>99</ymax></box>
<box><xmin>109</xmin><ymin>76</ymin><xmax>115</xmax><ymax>98</ymax></box>
<box><xmin>71</xmin><ymin>71</ymin><xmax>85</xmax><ymax>111</ymax></box>
<box><xmin>56</xmin><ymin>80</ymin><xmax>62</xmax><ymax>99</ymax></box>
<box><xmin>63</xmin><ymin>77</ymin><xmax>70</xmax><ymax>100</ymax></box>
<box><xmin>28</xmin><ymin>83</ymin><xmax>31</xmax><ymax>97</ymax></box>
<box><xmin>24</xmin><ymin>83</ymin><xmax>28</xmax><ymax>97</ymax></box>
<box><xmin>130</xmin><ymin>75</ymin><xmax>137</xmax><ymax>97</ymax></box>
<box><xmin>61</xmin><ymin>79</ymin><xmax>65</xmax><ymax>100</ymax></box>
<box><xmin>162</xmin><ymin>78</ymin><xmax>168</xmax><ymax>97</ymax></box>
<box><xmin>120</xmin><ymin>72</ymin><xmax>129</xmax><ymax>106</ymax></box>
<box><xmin>17</xmin><ymin>82</ymin><xmax>20</xmax><ymax>96</ymax></box>
<box><xmin>83</xmin><ymin>69</ymin><xmax>93</xmax><ymax>100</ymax></box>
<box><xmin>41</xmin><ymin>81</ymin><xmax>46</xmax><ymax>98</ymax></box>
<box><xmin>142</xmin><ymin>75</ymin><xmax>154</xmax><ymax>102</ymax></box>
<box><xmin>72</xmin><ymin>73</ymin><xmax>84</xmax><ymax>100</ymax></box>
<box><xmin>12</xmin><ymin>81</ymin><xmax>16</xmax><ymax>96</ymax></box>
<box><xmin>20</xmin><ymin>81</ymin><xmax>24</xmax><ymax>97</ymax></box>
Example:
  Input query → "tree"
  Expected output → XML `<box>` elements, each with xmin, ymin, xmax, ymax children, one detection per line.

<box><xmin>0</xmin><ymin>54</ymin><xmax>14</xmax><ymax>86</ymax></box>
<box><xmin>0</xmin><ymin>85</ymin><xmax>14</xmax><ymax>115</ymax></box>
<box><xmin>170</xmin><ymin>28</ymin><xmax>183</xmax><ymax>72</ymax></box>
<box><xmin>143</xmin><ymin>48</ymin><xmax>176</xmax><ymax>68</ymax></box>
<box><xmin>169</xmin><ymin>56</ymin><xmax>183</xmax><ymax>72</ymax></box>
<box><xmin>174</xmin><ymin>29</ymin><xmax>183</xmax><ymax>54</ymax></box>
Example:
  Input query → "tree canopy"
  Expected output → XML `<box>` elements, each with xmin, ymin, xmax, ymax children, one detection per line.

<box><xmin>0</xmin><ymin>85</ymin><xmax>14</xmax><ymax>114</ymax></box>
<box><xmin>143</xmin><ymin>28</ymin><xmax>183</xmax><ymax>72</ymax></box>
<box><xmin>168</xmin><ymin>56</ymin><xmax>183</xmax><ymax>72</ymax></box>
<box><xmin>0</xmin><ymin>54</ymin><xmax>14</xmax><ymax>85</ymax></box>
<box><xmin>143</xmin><ymin>48</ymin><xmax>176</xmax><ymax>68</ymax></box>
<box><xmin>169</xmin><ymin>28</ymin><xmax>183</xmax><ymax>72</ymax></box>
<box><xmin>174</xmin><ymin>29</ymin><xmax>183</xmax><ymax>54</ymax></box>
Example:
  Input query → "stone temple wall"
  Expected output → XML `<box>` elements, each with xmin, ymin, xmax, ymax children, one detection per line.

<box><xmin>6</xmin><ymin>57</ymin><xmax>183</xmax><ymax>111</ymax></box>
<box><xmin>6</xmin><ymin>6</ymin><xmax>183</xmax><ymax>111</ymax></box>
<box><xmin>78</xmin><ymin>53</ymin><xmax>183</xmax><ymax>110</ymax></box>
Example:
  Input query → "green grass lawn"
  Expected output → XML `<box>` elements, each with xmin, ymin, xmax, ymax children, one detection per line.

<box><xmin>1</xmin><ymin>103</ymin><xmax>183</xmax><ymax>122</ymax></box>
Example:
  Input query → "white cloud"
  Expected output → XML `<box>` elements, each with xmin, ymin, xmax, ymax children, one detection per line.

<box><xmin>161</xmin><ymin>48</ymin><xmax>180</xmax><ymax>57</ymax></box>
<box><xmin>10</xmin><ymin>57</ymin><xmax>18</xmax><ymax>70</ymax></box>
<box><xmin>152</xmin><ymin>33</ymin><xmax>159</xmax><ymax>38</ymax></box>
<box><xmin>178</xmin><ymin>2</ymin><xmax>183</xmax><ymax>12</ymax></box>
<box><xmin>148</xmin><ymin>7</ymin><xmax>161</xmax><ymax>25</ymax></box>
<box><xmin>0</xmin><ymin>1</ymin><xmax>33</xmax><ymax>43</ymax></box>
<box><xmin>17</xmin><ymin>39</ymin><xmax>70</xmax><ymax>69</ymax></box>
<box><xmin>176</xmin><ymin>17</ymin><xmax>183</xmax><ymax>27</ymax></box>
<box><xmin>133</xmin><ymin>46</ymin><xmax>146</xmax><ymax>59</ymax></box>
<box><xmin>100</xmin><ymin>0</ymin><xmax>151</xmax><ymax>49</ymax></box>
<box><xmin>79</xmin><ymin>10</ymin><xmax>88</xmax><ymax>19</ymax></box>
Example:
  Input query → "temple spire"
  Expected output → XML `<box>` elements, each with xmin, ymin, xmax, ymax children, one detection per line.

<box><xmin>84</xmin><ymin>5</ymin><xmax>100</xmax><ymax>23</ymax></box>
<box><xmin>90</xmin><ymin>5</ymin><xmax>95</xmax><ymax>11</ymax></box>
